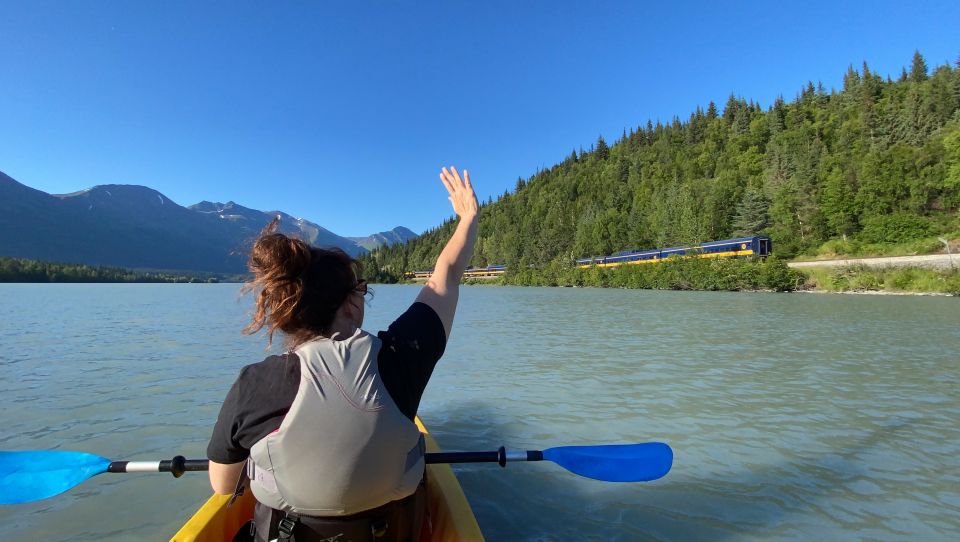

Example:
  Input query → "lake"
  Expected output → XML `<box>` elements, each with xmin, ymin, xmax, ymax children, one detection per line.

<box><xmin>0</xmin><ymin>284</ymin><xmax>958</xmax><ymax>540</ymax></box>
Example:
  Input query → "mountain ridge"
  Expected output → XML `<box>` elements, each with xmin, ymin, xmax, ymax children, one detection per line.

<box><xmin>348</xmin><ymin>227</ymin><xmax>419</xmax><ymax>250</ymax></box>
<box><xmin>0</xmin><ymin>173</ymin><xmax>417</xmax><ymax>273</ymax></box>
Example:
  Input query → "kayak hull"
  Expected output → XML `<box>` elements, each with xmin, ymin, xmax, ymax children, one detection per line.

<box><xmin>171</xmin><ymin>417</ymin><xmax>483</xmax><ymax>541</ymax></box>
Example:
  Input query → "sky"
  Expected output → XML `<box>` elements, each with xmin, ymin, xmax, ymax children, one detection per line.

<box><xmin>0</xmin><ymin>1</ymin><xmax>958</xmax><ymax>237</ymax></box>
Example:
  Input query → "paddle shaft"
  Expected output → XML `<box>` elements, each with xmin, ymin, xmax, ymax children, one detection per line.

<box><xmin>108</xmin><ymin>456</ymin><xmax>209</xmax><ymax>477</ymax></box>
<box><xmin>105</xmin><ymin>449</ymin><xmax>545</xmax><ymax>477</ymax></box>
<box><xmin>424</xmin><ymin>447</ymin><xmax>544</xmax><ymax>467</ymax></box>
<box><xmin>1</xmin><ymin>441</ymin><xmax>669</xmax><ymax>504</ymax></box>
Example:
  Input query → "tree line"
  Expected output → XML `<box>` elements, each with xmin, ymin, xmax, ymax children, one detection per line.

<box><xmin>362</xmin><ymin>51</ymin><xmax>960</xmax><ymax>284</ymax></box>
<box><xmin>0</xmin><ymin>257</ymin><xmax>223</xmax><ymax>283</ymax></box>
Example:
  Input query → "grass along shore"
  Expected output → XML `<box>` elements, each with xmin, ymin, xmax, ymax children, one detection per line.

<box><xmin>798</xmin><ymin>265</ymin><xmax>960</xmax><ymax>295</ymax></box>
<box><xmin>458</xmin><ymin>257</ymin><xmax>960</xmax><ymax>296</ymax></box>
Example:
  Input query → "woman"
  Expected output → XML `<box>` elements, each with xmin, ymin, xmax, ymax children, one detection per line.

<box><xmin>207</xmin><ymin>166</ymin><xmax>479</xmax><ymax>542</ymax></box>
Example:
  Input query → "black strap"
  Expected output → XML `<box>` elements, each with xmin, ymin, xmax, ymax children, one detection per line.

<box><xmin>228</xmin><ymin>459</ymin><xmax>251</xmax><ymax>507</ymax></box>
<box><xmin>371</xmin><ymin>517</ymin><xmax>388</xmax><ymax>538</ymax></box>
<box><xmin>278</xmin><ymin>512</ymin><xmax>300</xmax><ymax>542</ymax></box>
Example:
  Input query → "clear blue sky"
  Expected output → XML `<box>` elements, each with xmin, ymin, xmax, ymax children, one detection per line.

<box><xmin>1</xmin><ymin>1</ymin><xmax>957</xmax><ymax>236</ymax></box>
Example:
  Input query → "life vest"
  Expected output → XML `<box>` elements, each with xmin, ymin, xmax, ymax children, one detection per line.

<box><xmin>247</xmin><ymin>328</ymin><xmax>426</xmax><ymax>516</ymax></box>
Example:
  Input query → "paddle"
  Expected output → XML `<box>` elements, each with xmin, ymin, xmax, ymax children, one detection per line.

<box><xmin>426</xmin><ymin>442</ymin><xmax>673</xmax><ymax>483</ymax></box>
<box><xmin>1</xmin><ymin>442</ymin><xmax>672</xmax><ymax>505</ymax></box>
<box><xmin>0</xmin><ymin>451</ymin><xmax>209</xmax><ymax>505</ymax></box>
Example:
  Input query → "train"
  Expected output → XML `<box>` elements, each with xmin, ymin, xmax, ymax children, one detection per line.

<box><xmin>403</xmin><ymin>236</ymin><xmax>771</xmax><ymax>279</ymax></box>
<box><xmin>575</xmin><ymin>236</ymin><xmax>772</xmax><ymax>267</ymax></box>
<box><xmin>405</xmin><ymin>264</ymin><xmax>506</xmax><ymax>280</ymax></box>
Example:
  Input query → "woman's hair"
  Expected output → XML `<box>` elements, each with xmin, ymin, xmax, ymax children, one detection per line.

<box><xmin>242</xmin><ymin>219</ymin><xmax>363</xmax><ymax>348</ymax></box>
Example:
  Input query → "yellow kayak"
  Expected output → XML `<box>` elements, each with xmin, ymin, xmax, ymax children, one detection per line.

<box><xmin>171</xmin><ymin>417</ymin><xmax>484</xmax><ymax>541</ymax></box>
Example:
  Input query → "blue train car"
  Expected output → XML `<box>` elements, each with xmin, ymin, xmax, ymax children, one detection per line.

<box><xmin>575</xmin><ymin>235</ymin><xmax>771</xmax><ymax>268</ymax></box>
<box><xmin>699</xmin><ymin>236</ymin><xmax>772</xmax><ymax>257</ymax></box>
<box><xmin>409</xmin><ymin>236</ymin><xmax>773</xmax><ymax>277</ymax></box>
<box><xmin>659</xmin><ymin>245</ymin><xmax>689</xmax><ymax>258</ymax></box>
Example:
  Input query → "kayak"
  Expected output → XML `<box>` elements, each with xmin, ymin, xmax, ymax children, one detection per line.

<box><xmin>170</xmin><ymin>417</ymin><xmax>484</xmax><ymax>541</ymax></box>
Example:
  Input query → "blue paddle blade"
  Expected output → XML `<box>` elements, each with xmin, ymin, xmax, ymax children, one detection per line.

<box><xmin>542</xmin><ymin>442</ymin><xmax>673</xmax><ymax>482</ymax></box>
<box><xmin>0</xmin><ymin>451</ymin><xmax>111</xmax><ymax>504</ymax></box>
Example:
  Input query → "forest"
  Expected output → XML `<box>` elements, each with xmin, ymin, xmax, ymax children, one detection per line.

<box><xmin>0</xmin><ymin>257</ymin><xmax>221</xmax><ymax>283</ymax></box>
<box><xmin>362</xmin><ymin>52</ymin><xmax>960</xmax><ymax>288</ymax></box>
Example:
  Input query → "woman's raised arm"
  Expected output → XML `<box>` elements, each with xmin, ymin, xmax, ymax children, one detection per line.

<box><xmin>415</xmin><ymin>166</ymin><xmax>479</xmax><ymax>339</ymax></box>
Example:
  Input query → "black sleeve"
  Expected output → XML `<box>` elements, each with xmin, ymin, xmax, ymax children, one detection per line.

<box><xmin>207</xmin><ymin>354</ymin><xmax>301</xmax><ymax>464</ymax></box>
<box><xmin>377</xmin><ymin>302</ymin><xmax>447</xmax><ymax>421</ymax></box>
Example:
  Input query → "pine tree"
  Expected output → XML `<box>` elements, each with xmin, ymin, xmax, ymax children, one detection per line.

<box><xmin>706</xmin><ymin>101</ymin><xmax>718</xmax><ymax>120</ymax></box>
<box><xmin>843</xmin><ymin>64</ymin><xmax>860</xmax><ymax>92</ymax></box>
<box><xmin>769</xmin><ymin>96</ymin><xmax>786</xmax><ymax>134</ymax></box>
<box><xmin>954</xmin><ymin>54</ymin><xmax>960</xmax><ymax>105</ymax></box>
<box><xmin>732</xmin><ymin>189</ymin><xmax>770</xmax><ymax>236</ymax></box>
<box><xmin>723</xmin><ymin>94</ymin><xmax>739</xmax><ymax>122</ymax></box>
<box><xmin>910</xmin><ymin>50</ymin><xmax>928</xmax><ymax>82</ymax></box>
<box><xmin>617</xmin><ymin>157</ymin><xmax>630</xmax><ymax>183</ymax></box>
<box><xmin>595</xmin><ymin>135</ymin><xmax>609</xmax><ymax>160</ymax></box>
<box><xmin>820</xmin><ymin>167</ymin><xmax>857</xmax><ymax>236</ymax></box>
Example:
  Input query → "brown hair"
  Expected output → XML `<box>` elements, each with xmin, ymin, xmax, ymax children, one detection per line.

<box><xmin>242</xmin><ymin>219</ymin><xmax>363</xmax><ymax>348</ymax></box>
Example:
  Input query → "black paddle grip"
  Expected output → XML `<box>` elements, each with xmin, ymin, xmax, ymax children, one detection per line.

<box><xmin>160</xmin><ymin>456</ymin><xmax>210</xmax><ymax>477</ymax></box>
<box><xmin>425</xmin><ymin>447</ymin><xmax>508</xmax><ymax>467</ymax></box>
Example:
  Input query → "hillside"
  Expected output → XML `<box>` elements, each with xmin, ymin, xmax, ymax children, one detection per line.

<box><xmin>0</xmin><ymin>174</ymin><xmax>416</xmax><ymax>273</ymax></box>
<box><xmin>363</xmin><ymin>52</ymin><xmax>960</xmax><ymax>281</ymax></box>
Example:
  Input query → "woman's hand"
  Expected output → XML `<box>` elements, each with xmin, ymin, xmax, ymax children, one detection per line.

<box><xmin>440</xmin><ymin>166</ymin><xmax>478</xmax><ymax>220</ymax></box>
<box><xmin>417</xmin><ymin>165</ymin><xmax>480</xmax><ymax>338</ymax></box>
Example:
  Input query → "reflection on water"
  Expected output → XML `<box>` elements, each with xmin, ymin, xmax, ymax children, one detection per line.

<box><xmin>0</xmin><ymin>284</ymin><xmax>958</xmax><ymax>540</ymax></box>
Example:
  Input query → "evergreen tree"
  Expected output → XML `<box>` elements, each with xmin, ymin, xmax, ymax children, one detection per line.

<box><xmin>595</xmin><ymin>135</ymin><xmax>609</xmax><ymax>160</ymax></box>
<box><xmin>769</xmin><ymin>96</ymin><xmax>786</xmax><ymax>134</ymax></box>
<box><xmin>820</xmin><ymin>167</ymin><xmax>857</xmax><ymax>236</ymax></box>
<box><xmin>732</xmin><ymin>189</ymin><xmax>770</xmax><ymax>236</ymax></box>
<box><xmin>910</xmin><ymin>50</ymin><xmax>928</xmax><ymax>82</ymax></box>
<box><xmin>723</xmin><ymin>94</ymin><xmax>739</xmax><ymax>122</ymax></box>
<box><xmin>843</xmin><ymin>64</ymin><xmax>860</xmax><ymax>92</ymax></box>
<box><xmin>706</xmin><ymin>101</ymin><xmax>718</xmax><ymax>120</ymax></box>
<box><xmin>616</xmin><ymin>157</ymin><xmax>630</xmax><ymax>182</ymax></box>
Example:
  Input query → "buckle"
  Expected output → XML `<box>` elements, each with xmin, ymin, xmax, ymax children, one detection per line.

<box><xmin>278</xmin><ymin>514</ymin><xmax>299</xmax><ymax>541</ymax></box>
<box><xmin>371</xmin><ymin>519</ymin><xmax>388</xmax><ymax>538</ymax></box>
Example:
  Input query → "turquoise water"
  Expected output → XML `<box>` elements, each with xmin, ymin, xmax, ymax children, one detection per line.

<box><xmin>0</xmin><ymin>284</ymin><xmax>958</xmax><ymax>540</ymax></box>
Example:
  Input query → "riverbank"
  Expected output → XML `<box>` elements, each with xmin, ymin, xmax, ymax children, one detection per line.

<box><xmin>0</xmin><ymin>257</ymin><xmax>239</xmax><ymax>283</ymax></box>
<box><xmin>461</xmin><ymin>257</ymin><xmax>803</xmax><ymax>291</ymax></box>
<box><xmin>797</xmin><ymin>265</ymin><xmax>960</xmax><ymax>296</ymax></box>
<box><xmin>425</xmin><ymin>259</ymin><xmax>960</xmax><ymax>296</ymax></box>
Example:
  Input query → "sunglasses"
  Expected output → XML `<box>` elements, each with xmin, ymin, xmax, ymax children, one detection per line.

<box><xmin>353</xmin><ymin>279</ymin><xmax>369</xmax><ymax>297</ymax></box>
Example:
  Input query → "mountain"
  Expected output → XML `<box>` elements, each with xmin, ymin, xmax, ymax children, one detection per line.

<box><xmin>0</xmin><ymin>174</ymin><xmax>246</xmax><ymax>272</ymax></box>
<box><xmin>348</xmin><ymin>227</ymin><xmax>418</xmax><ymax>250</ymax></box>
<box><xmin>188</xmin><ymin>201</ymin><xmax>367</xmax><ymax>257</ymax></box>
<box><xmin>0</xmin><ymin>172</ymin><xmax>416</xmax><ymax>273</ymax></box>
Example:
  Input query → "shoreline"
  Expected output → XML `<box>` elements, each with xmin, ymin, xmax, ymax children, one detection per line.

<box><xmin>405</xmin><ymin>280</ymin><xmax>957</xmax><ymax>297</ymax></box>
<box><xmin>798</xmin><ymin>288</ymin><xmax>955</xmax><ymax>297</ymax></box>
